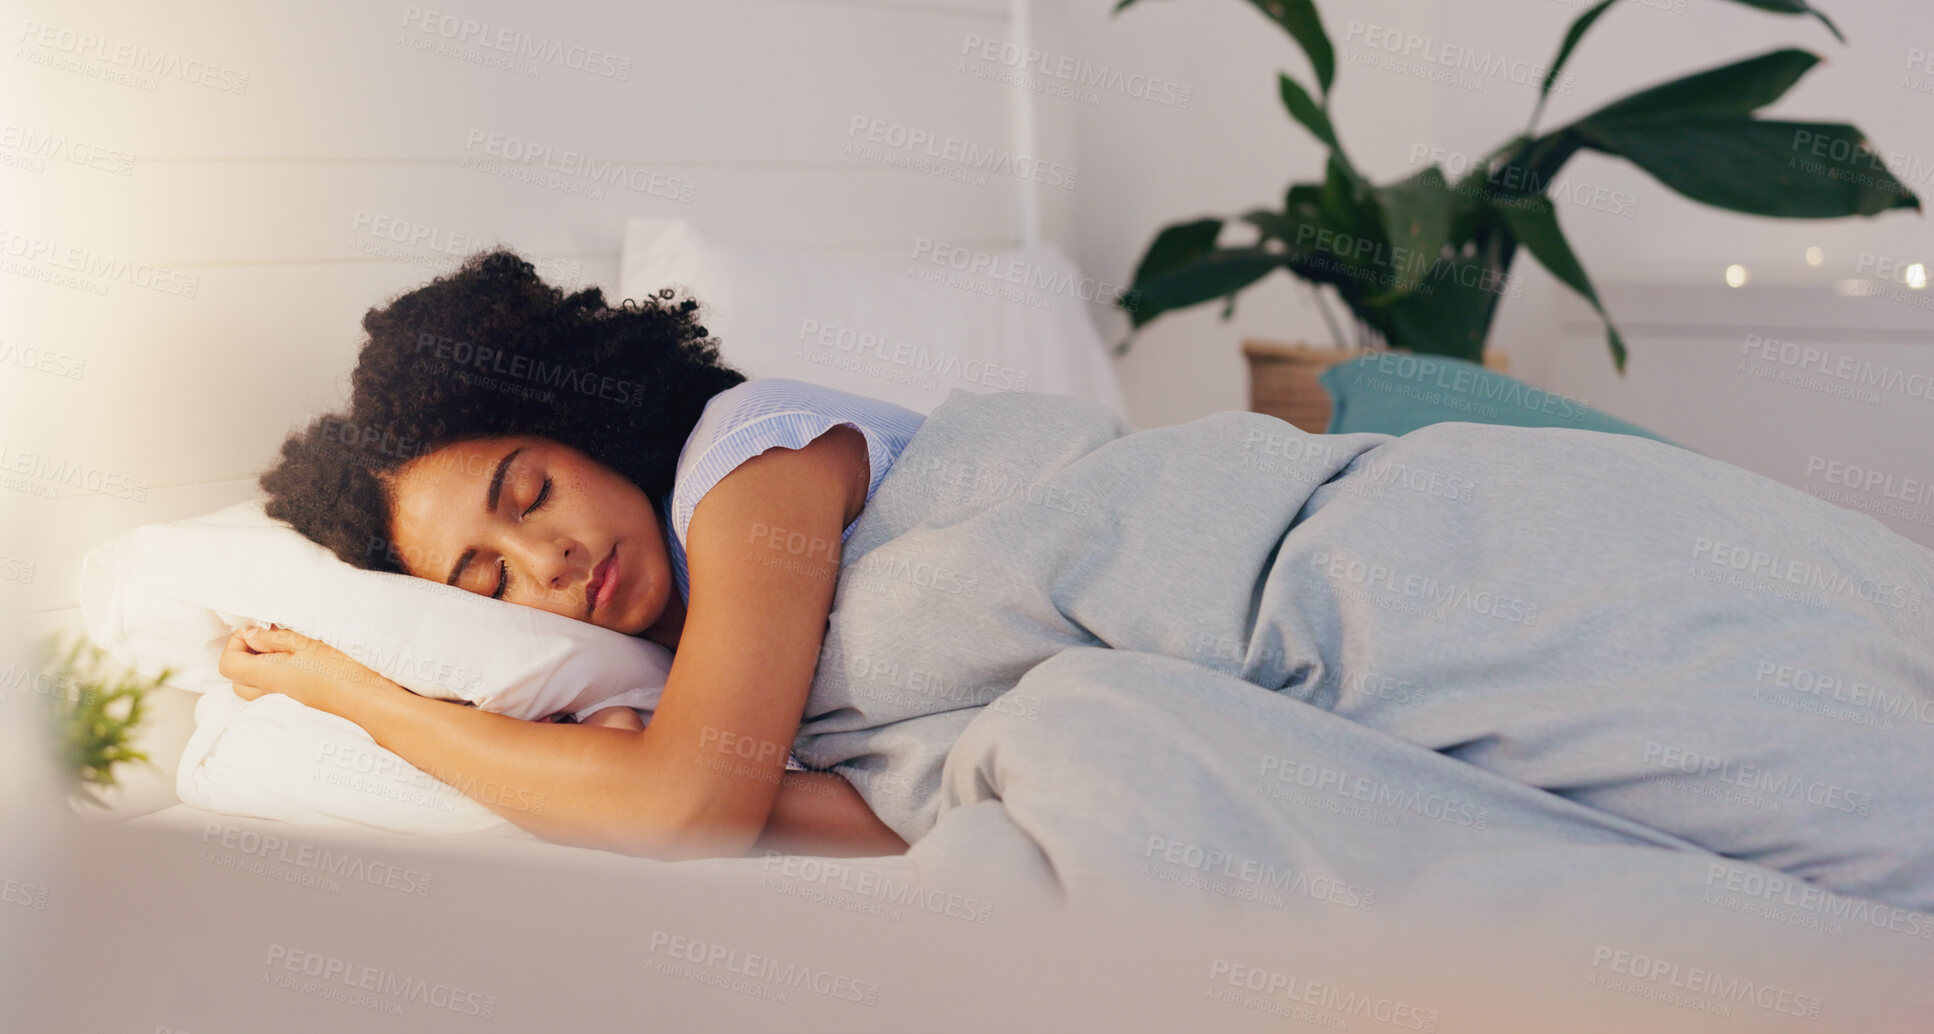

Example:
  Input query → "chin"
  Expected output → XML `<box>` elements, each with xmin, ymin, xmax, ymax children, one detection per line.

<box><xmin>625</xmin><ymin>599</ymin><xmax>659</xmax><ymax>637</ymax></box>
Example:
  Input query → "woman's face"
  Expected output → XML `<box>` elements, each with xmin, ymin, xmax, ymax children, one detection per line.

<box><xmin>383</xmin><ymin>436</ymin><xmax>678</xmax><ymax>638</ymax></box>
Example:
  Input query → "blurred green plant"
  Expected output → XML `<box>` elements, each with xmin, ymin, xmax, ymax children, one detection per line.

<box><xmin>37</xmin><ymin>634</ymin><xmax>171</xmax><ymax>808</ymax></box>
<box><xmin>1113</xmin><ymin>0</ymin><xmax>1922</xmax><ymax>370</ymax></box>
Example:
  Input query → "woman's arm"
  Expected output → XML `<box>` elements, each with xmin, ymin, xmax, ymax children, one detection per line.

<box><xmin>566</xmin><ymin>707</ymin><xmax>907</xmax><ymax>856</ymax></box>
<box><xmin>220</xmin><ymin>661</ymin><xmax>712</xmax><ymax>852</ymax></box>
<box><xmin>219</xmin><ymin>646</ymin><xmax>905</xmax><ymax>858</ymax></box>
<box><xmin>219</xmin><ymin>425</ymin><xmax>876</xmax><ymax>860</ymax></box>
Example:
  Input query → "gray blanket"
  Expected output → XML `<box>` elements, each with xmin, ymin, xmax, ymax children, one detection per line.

<box><xmin>795</xmin><ymin>388</ymin><xmax>1934</xmax><ymax>916</ymax></box>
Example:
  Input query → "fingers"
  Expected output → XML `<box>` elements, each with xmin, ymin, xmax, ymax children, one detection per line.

<box><xmin>218</xmin><ymin>626</ymin><xmax>313</xmax><ymax>699</ymax></box>
<box><xmin>218</xmin><ymin>625</ymin><xmax>393</xmax><ymax>705</ymax></box>
<box><xmin>218</xmin><ymin>629</ymin><xmax>256</xmax><ymax>673</ymax></box>
<box><xmin>242</xmin><ymin>624</ymin><xmax>311</xmax><ymax>654</ymax></box>
<box><xmin>217</xmin><ymin>631</ymin><xmax>268</xmax><ymax>701</ymax></box>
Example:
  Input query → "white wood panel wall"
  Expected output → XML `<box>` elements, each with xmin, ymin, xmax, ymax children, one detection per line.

<box><xmin>2</xmin><ymin>0</ymin><xmax>1042</xmax><ymax>617</ymax></box>
<box><xmin>1529</xmin><ymin>281</ymin><xmax>1934</xmax><ymax>551</ymax></box>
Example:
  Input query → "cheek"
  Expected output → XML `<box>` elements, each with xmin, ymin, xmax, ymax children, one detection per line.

<box><xmin>548</xmin><ymin>453</ymin><xmax>660</xmax><ymax>549</ymax></box>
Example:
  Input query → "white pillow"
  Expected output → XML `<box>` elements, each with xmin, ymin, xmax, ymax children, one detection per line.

<box><xmin>618</xmin><ymin>217</ymin><xmax>1130</xmax><ymax>423</ymax></box>
<box><xmin>176</xmin><ymin>689</ymin><xmax>522</xmax><ymax>836</ymax></box>
<box><xmin>80</xmin><ymin>500</ymin><xmax>673</xmax><ymax>723</ymax></box>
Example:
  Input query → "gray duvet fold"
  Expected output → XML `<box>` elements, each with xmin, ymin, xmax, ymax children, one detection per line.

<box><xmin>795</xmin><ymin>388</ymin><xmax>1934</xmax><ymax>913</ymax></box>
<box><xmin>908</xmin><ymin>648</ymin><xmax>1931</xmax><ymax>1029</ymax></box>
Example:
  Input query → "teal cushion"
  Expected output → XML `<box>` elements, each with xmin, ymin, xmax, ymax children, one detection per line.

<box><xmin>1319</xmin><ymin>353</ymin><xmax>1678</xmax><ymax>446</ymax></box>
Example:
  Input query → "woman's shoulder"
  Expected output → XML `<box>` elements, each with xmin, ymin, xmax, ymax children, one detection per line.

<box><xmin>672</xmin><ymin>380</ymin><xmax>917</xmax><ymax>507</ymax></box>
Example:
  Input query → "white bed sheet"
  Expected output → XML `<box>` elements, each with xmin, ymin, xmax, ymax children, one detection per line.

<box><xmin>121</xmin><ymin>802</ymin><xmax>920</xmax><ymax>884</ymax></box>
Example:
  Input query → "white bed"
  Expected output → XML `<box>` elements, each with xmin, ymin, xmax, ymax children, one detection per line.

<box><xmin>120</xmin><ymin>800</ymin><xmax>922</xmax><ymax>883</ymax></box>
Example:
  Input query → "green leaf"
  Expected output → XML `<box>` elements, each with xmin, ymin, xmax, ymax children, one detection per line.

<box><xmin>1511</xmin><ymin>128</ymin><xmax>1589</xmax><ymax>193</ymax></box>
<box><xmin>1240</xmin><ymin>208</ymin><xmax>1311</xmax><ymax>249</ymax></box>
<box><xmin>1519</xmin><ymin>50</ymin><xmax>1822</xmax><ymax>191</ymax></box>
<box><xmin>1122</xmin><ymin>248</ymin><xmax>1284</xmax><ymax>329</ymax></box>
<box><xmin>1445</xmin><ymin>180</ymin><xmax>1504</xmax><ymax>246</ymax></box>
<box><xmin>1718</xmin><ymin>0</ymin><xmax>1844</xmax><ymax>43</ymax></box>
<box><xmin>1533</xmin><ymin>0</ymin><xmax>1618</xmax><ymax>128</ymax></box>
<box><xmin>1242</xmin><ymin>0</ymin><xmax>1335</xmax><ymax>95</ymax></box>
<box><xmin>1368</xmin><ymin>257</ymin><xmax>1500</xmax><ymax>362</ymax></box>
<box><xmin>1497</xmin><ymin>197</ymin><xmax>1628</xmax><ymax>371</ymax></box>
<box><xmin>1279</xmin><ymin>73</ymin><xmax>1340</xmax><ymax>152</ymax></box>
<box><xmin>1584</xmin><ymin>49</ymin><xmax>1820</xmax><ymax>124</ymax></box>
<box><xmin>1130</xmin><ymin>217</ymin><xmax>1225</xmax><ymax>286</ymax></box>
<box><xmin>1578</xmin><ymin>117</ymin><xmax>1922</xmax><ymax>217</ymax></box>
<box><xmin>1317</xmin><ymin>154</ymin><xmax>1376</xmax><ymax>234</ymax></box>
<box><xmin>1373</xmin><ymin>167</ymin><xmax>1455</xmax><ymax>297</ymax></box>
<box><xmin>1285</xmin><ymin>183</ymin><xmax>1326</xmax><ymax>220</ymax></box>
<box><xmin>1243</xmin><ymin>186</ymin><xmax>1353</xmax><ymax>258</ymax></box>
<box><xmin>1442</xmin><ymin>137</ymin><xmax>1528</xmax><ymax>237</ymax></box>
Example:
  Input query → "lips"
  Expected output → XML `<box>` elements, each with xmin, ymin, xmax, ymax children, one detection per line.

<box><xmin>585</xmin><ymin>548</ymin><xmax>619</xmax><ymax>618</ymax></box>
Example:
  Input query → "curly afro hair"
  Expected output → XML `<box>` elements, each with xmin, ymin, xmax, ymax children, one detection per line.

<box><xmin>261</xmin><ymin>248</ymin><xmax>745</xmax><ymax>573</ymax></box>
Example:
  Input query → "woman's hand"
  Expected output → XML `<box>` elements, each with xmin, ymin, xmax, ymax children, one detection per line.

<box><xmin>217</xmin><ymin>625</ymin><xmax>402</xmax><ymax>713</ymax></box>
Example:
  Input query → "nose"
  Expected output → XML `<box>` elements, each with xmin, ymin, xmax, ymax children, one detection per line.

<box><xmin>503</xmin><ymin>532</ymin><xmax>584</xmax><ymax>603</ymax></box>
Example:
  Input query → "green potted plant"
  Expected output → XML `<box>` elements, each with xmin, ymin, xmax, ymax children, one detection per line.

<box><xmin>1112</xmin><ymin>0</ymin><xmax>1921</xmax><ymax>429</ymax></box>
<box><xmin>37</xmin><ymin>634</ymin><xmax>171</xmax><ymax>809</ymax></box>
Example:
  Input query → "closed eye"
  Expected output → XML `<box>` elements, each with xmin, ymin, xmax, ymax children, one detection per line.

<box><xmin>523</xmin><ymin>477</ymin><xmax>552</xmax><ymax>518</ymax></box>
<box><xmin>490</xmin><ymin>477</ymin><xmax>552</xmax><ymax>599</ymax></box>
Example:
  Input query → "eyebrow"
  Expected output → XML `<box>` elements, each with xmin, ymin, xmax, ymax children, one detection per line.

<box><xmin>445</xmin><ymin>446</ymin><xmax>525</xmax><ymax>586</ymax></box>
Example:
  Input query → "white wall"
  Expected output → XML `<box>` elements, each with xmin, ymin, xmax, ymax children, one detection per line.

<box><xmin>2</xmin><ymin>0</ymin><xmax>1035</xmax><ymax>621</ymax></box>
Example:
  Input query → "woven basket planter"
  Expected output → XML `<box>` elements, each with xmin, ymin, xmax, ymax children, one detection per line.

<box><xmin>1242</xmin><ymin>340</ymin><xmax>1509</xmax><ymax>433</ymax></box>
<box><xmin>1241</xmin><ymin>341</ymin><xmax>1359</xmax><ymax>434</ymax></box>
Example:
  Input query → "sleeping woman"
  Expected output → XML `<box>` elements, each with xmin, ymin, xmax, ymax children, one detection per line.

<box><xmin>219</xmin><ymin>249</ymin><xmax>916</xmax><ymax>860</ymax></box>
<box><xmin>220</xmin><ymin>247</ymin><xmax>1934</xmax><ymax>905</ymax></box>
